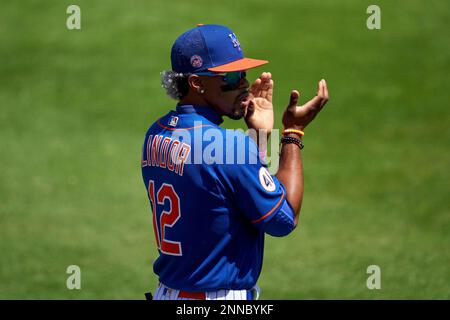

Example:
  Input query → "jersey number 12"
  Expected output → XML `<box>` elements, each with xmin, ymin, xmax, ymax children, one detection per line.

<box><xmin>148</xmin><ymin>180</ymin><xmax>182</xmax><ymax>256</ymax></box>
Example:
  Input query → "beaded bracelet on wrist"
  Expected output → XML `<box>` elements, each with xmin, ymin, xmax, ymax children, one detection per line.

<box><xmin>280</xmin><ymin>136</ymin><xmax>304</xmax><ymax>150</ymax></box>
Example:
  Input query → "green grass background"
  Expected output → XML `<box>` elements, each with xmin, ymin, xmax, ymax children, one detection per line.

<box><xmin>0</xmin><ymin>0</ymin><xmax>449</xmax><ymax>299</ymax></box>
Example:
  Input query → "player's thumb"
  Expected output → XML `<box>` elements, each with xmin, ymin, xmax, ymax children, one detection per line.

<box><xmin>244</xmin><ymin>99</ymin><xmax>255</xmax><ymax>118</ymax></box>
<box><xmin>288</xmin><ymin>90</ymin><xmax>299</xmax><ymax>109</ymax></box>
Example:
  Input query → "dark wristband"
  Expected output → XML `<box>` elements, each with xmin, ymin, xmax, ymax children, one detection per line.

<box><xmin>280</xmin><ymin>136</ymin><xmax>304</xmax><ymax>150</ymax></box>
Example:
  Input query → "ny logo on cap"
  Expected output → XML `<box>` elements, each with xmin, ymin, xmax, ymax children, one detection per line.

<box><xmin>228</xmin><ymin>33</ymin><xmax>241</xmax><ymax>51</ymax></box>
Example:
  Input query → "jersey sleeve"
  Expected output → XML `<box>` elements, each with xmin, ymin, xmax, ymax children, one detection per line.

<box><xmin>216</xmin><ymin>132</ymin><xmax>291</xmax><ymax>231</ymax></box>
<box><xmin>262</xmin><ymin>197</ymin><xmax>297</xmax><ymax>237</ymax></box>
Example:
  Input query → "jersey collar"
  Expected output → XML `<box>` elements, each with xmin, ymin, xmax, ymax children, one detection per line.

<box><xmin>176</xmin><ymin>104</ymin><xmax>224</xmax><ymax>125</ymax></box>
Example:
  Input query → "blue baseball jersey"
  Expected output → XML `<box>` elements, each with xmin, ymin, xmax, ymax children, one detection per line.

<box><xmin>141</xmin><ymin>104</ymin><xmax>296</xmax><ymax>291</ymax></box>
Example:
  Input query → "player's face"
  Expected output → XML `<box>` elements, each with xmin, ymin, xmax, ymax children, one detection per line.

<box><xmin>200</xmin><ymin>73</ymin><xmax>250</xmax><ymax>120</ymax></box>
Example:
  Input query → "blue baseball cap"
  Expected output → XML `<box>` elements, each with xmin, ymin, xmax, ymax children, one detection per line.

<box><xmin>171</xmin><ymin>24</ymin><xmax>268</xmax><ymax>74</ymax></box>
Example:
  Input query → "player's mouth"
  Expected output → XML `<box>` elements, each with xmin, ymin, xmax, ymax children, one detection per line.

<box><xmin>237</xmin><ymin>90</ymin><xmax>249</xmax><ymax>101</ymax></box>
<box><xmin>226</xmin><ymin>91</ymin><xmax>249</xmax><ymax>120</ymax></box>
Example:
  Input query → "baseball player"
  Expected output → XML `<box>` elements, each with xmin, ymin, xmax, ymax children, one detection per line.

<box><xmin>141</xmin><ymin>24</ymin><xmax>329</xmax><ymax>300</ymax></box>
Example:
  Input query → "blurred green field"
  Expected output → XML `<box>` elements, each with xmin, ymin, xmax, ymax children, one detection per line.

<box><xmin>1</xmin><ymin>0</ymin><xmax>449</xmax><ymax>299</ymax></box>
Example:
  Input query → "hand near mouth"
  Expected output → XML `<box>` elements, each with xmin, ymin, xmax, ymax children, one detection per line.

<box><xmin>244</xmin><ymin>72</ymin><xmax>274</xmax><ymax>135</ymax></box>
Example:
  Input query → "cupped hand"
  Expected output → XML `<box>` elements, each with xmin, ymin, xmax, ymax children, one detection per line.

<box><xmin>282</xmin><ymin>79</ymin><xmax>329</xmax><ymax>131</ymax></box>
<box><xmin>244</xmin><ymin>72</ymin><xmax>274</xmax><ymax>134</ymax></box>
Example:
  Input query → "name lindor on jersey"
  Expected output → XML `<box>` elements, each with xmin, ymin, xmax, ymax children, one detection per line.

<box><xmin>141</xmin><ymin>134</ymin><xmax>191</xmax><ymax>177</ymax></box>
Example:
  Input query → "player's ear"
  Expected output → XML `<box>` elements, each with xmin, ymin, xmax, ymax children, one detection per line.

<box><xmin>188</xmin><ymin>75</ymin><xmax>205</xmax><ymax>94</ymax></box>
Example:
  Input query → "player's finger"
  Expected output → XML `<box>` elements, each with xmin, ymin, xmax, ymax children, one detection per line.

<box><xmin>318</xmin><ymin>79</ymin><xmax>329</xmax><ymax>108</ymax></box>
<box><xmin>249</xmin><ymin>78</ymin><xmax>262</xmax><ymax>97</ymax></box>
<box><xmin>266</xmin><ymin>79</ymin><xmax>274</xmax><ymax>102</ymax></box>
<box><xmin>288</xmin><ymin>90</ymin><xmax>299</xmax><ymax>109</ymax></box>
<box><xmin>313</xmin><ymin>80</ymin><xmax>327</xmax><ymax>110</ymax></box>
<box><xmin>260</xmin><ymin>74</ymin><xmax>270</xmax><ymax>98</ymax></box>
<box><xmin>321</xmin><ymin>79</ymin><xmax>329</xmax><ymax>108</ymax></box>
<box><xmin>245</xmin><ymin>99</ymin><xmax>255</xmax><ymax>118</ymax></box>
<box><xmin>317</xmin><ymin>79</ymin><xmax>325</xmax><ymax>99</ymax></box>
<box><xmin>260</xmin><ymin>72</ymin><xmax>271</xmax><ymax>85</ymax></box>
<box><xmin>240</xmin><ymin>98</ymin><xmax>250</xmax><ymax>108</ymax></box>
<box><xmin>322</xmin><ymin>79</ymin><xmax>329</xmax><ymax>100</ymax></box>
<box><xmin>304</xmin><ymin>95</ymin><xmax>322</xmax><ymax>113</ymax></box>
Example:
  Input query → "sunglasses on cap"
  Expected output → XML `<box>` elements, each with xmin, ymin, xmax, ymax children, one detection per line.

<box><xmin>193</xmin><ymin>71</ymin><xmax>247</xmax><ymax>91</ymax></box>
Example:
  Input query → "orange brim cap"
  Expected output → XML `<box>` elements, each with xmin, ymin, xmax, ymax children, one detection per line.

<box><xmin>208</xmin><ymin>58</ymin><xmax>268</xmax><ymax>72</ymax></box>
